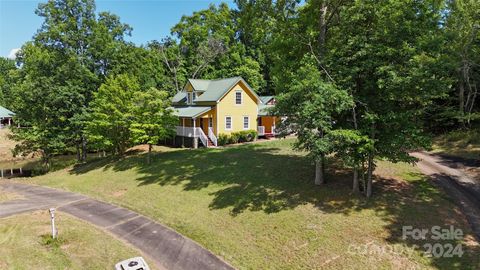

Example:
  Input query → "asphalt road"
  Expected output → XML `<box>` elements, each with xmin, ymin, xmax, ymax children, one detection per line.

<box><xmin>0</xmin><ymin>181</ymin><xmax>235</xmax><ymax>270</ymax></box>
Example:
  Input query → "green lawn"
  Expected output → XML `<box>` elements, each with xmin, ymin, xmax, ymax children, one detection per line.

<box><xmin>21</xmin><ymin>139</ymin><xmax>480</xmax><ymax>269</ymax></box>
<box><xmin>432</xmin><ymin>129</ymin><xmax>480</xmax><ymax>160</ymax></box>
<box><xmin>0</xmin><ymin>211</ymin><xmax>155</xmax><ymax>269</ymax></box>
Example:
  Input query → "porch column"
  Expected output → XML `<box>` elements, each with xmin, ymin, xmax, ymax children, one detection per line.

<box><xmin>193</xmin><ymin>117</ymin><xmax>198</xmax><ymax>149</ymax></box>
<box><xmin>8</xmin><ymin>118</ymin><xmax>11</xmax><ymax>126</ymax></box>
<box><xmin>182</xmin><ymin>118</ymin><xmax>185</xmax><ymax>147</ymax></box>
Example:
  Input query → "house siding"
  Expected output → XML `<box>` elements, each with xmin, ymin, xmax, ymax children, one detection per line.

<box><xmin>216</xmin><ymin>81</ymin><xmax>258</xmax><ymax>135</ymax></box>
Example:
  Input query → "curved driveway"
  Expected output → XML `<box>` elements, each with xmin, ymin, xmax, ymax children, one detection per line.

<box><xmin>0</xmin><ymin>181</ymin><xmax>234</xmax><ymax>270</ymax></box>
<box><xmin>412</xmin><ymin>152</ymin><xmax>480</xmax><ymax>241</ymax></box>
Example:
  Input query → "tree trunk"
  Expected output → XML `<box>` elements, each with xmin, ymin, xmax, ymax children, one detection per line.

<box><xmin>315</xmin><ymin>156</ymin><xmax>325</xmax><ymax>185</ymax></box>
<box><xmin>353</xmin><ymin>166</ymin><xmax>360</xmax><ymax>193</ymax></box>
<box><xmin>76</xmin><ymin>142</ymin><xmax>81</xmax><ymax>162</ymax></box>
<box><xmin>366</xmin><ymin>153</ymin><xmax>374</xmax><ymax>198</ymax></box>
<box><xmin>459</xmin><ymin>67</ymin><xmax>465</xmax><ymax>128</ymax></box>
<box><xmin>147</xmin><ymin>144</ymin><xmax>152</xmax><ymax>164</ymax></box>
<box><xmin>318</xmin><ymin>1</ymin><xmax>328</xmax><ymax>58</ymax></box>
<box><xmin>81</xmin><ymin>134</ymin><xmax>87</xmax><ymax>162</ymax></box>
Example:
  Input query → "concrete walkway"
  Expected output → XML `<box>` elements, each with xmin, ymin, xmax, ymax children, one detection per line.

<box><xmin>412</xmin><ymin>152</ymin><xmax>480</xmax><ymax>241</ymax></box>
<box><xmin>0</xmin><ymin>181</ymin><xmax>234</xmax><ymax>270</ymax></box>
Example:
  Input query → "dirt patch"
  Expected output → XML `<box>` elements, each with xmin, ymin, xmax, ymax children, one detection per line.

<box><xmin>112</xmin><ymin>189</ymin><xmax>128</xmax><ymax>197</ymax></box>
<box><xmin>0</xmin><ymin>129</ymin><xmax>36</xmax><ymax>162</ymax></box>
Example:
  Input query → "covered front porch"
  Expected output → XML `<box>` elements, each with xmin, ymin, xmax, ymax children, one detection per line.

<box><xmin>257</xmin><ymin>116</ymin><xmax>277</xmax><ymax>137</ymax></box>
<box><xmin>175</xmin><ymin>106</ymin><xmax>217</xmax><ymax>148</ymax></box>
<box><xmin>257</xmin><ymin>103</ymin><xmax>278</xmax><ymax>138</ymax></box>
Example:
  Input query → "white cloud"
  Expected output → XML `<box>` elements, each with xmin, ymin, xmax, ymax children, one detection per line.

<box><xmin>7</xmin><ymin>48</ymin><xmax>20</xmax><ymax>59</ymax></box>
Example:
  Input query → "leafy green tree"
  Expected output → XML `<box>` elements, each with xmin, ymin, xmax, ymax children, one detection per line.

<box><xmin>130</xmin><ymin>88</ymin><xmax>178</xmax><ymax>163</ymax></box>
<box><xmin>0</xmin><ymin>57</ymin><xmax>16</xmax><ymax>106</ymax></box>
<box><xmin>444</xmin><ymin>0</ymin><xmax>480</xmax><ymax>128</ymax></box>
<box><xmin>87</xmin><ymin>74</ymin><xmax>138</xmax><ymax>154</ymax></box>
<box><xmin>275</xmin><ymin>57</ymin><xmax>353</xmax><ymax>185</ymax></box>
<box><xmin>170</xmin><ymin>3</ymin><xmax>266</xmax><ymax>92</ymax></box>
<box><xmin>10</xmin><ymin>0</ymin><xmax>132</xmax><ymax>165</ymax></box>
<box><xmin>327</xmin><ymin>0</ymin><xmax>449</xmax><ymax>196</ymax></box>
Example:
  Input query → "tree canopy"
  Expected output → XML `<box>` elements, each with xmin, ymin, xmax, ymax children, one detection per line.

<box><xmin>4</xmin><ymin>0</ymin><xmax>479</xmax><ymax>196</ymax></box>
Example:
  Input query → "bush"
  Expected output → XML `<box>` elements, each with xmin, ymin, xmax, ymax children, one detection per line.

<box><xmin>245</xmin><ymin>129</ymin><xmax>258</xmax><ymax>142</ymax></box>
<box><xmin>217</xmin><ymin>130</ymin><xmax>258</xmax><ymax>146</ymax></box>
<box><xmin>229</xmin><ymin>132</ymin><xmax>240</xmax><ymax>144</ymax></box>
<box><xmin>235</xmin><ymin>130</ymin><xmax>257</xmax><ymax>142</ymax></box>
<box><xmin>218</xmin><ymin>134</ymin><xmax>229</xmax><ymax>146</ymax></box>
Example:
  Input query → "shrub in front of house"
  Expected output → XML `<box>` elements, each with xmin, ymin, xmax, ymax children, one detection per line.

<box><xmin>218</xmin><ymin>134</ymin><xmax>229</xmax><ymax>146</ymax></box>
<box><xmin>229</xmin><ymin>132</ymin><xmax>240</xmax><ymax>144</ymax></box>
<box><xmin>217</xmin><ymin>130</ymin><xmax>258</xmax><ymax>146</ymax></box>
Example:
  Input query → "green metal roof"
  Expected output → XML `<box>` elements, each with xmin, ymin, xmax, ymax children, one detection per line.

<box><xmin>172</xmin><ymin>91</ymin><xmax>187</xmax><ymax>103</ymax></box>
<box><xmin>173</xmin><ymin>77</ymin><xmax>261</xmax><ymax>104</ymax></box>
<box><xmin>259</xmin><ymin>96</ymin><xmax>274</xmax><ymax>104</ymax></box>
<box><xmin>258</xmin><ymin>104</ymin><xmax>275</xmax><ymax>116</ymax></box>
<box><xmin>174</xmin><ymin>106</ymin><xmax>212</xmax><ymax>118</ymax></box>
<box><xmin>0</xmin><ymin>106</ymin><xmax>14</xmax><ymax>118</ymax></box>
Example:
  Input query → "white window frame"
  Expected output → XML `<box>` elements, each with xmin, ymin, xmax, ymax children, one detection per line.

<box><xmin>192</xmin><ymin>92</ymin><xmax>196</xmax><ymax>101</ymax></box>
<box><xmin>225</xmin><ymin>116</ymin><xmax>232</xmax><ymax>130</ymax></box>
<box><xmin>235</xmin><ymin>90</ymin><xmax>242</xmax><ymax>105</ymax></box>
<box><xmin>243</xmin><ymin>116</ymin><xmax>249</xmax><ymax>130</ymax></box>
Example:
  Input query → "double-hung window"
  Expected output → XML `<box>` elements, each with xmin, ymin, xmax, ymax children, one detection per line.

<box><xmin>225</xmin><ymin>116</ymin><xmax>232</xmax><ymax>130</ymax></box>
<box><xmin>235</xmin><ymin>90</ymin><xmax>242</xmax><ymax>105</ymax></box>
<box><xmin>243</xmin><ymin>116</ymin><xmax>249</xmax><ymax>130</ymax></box>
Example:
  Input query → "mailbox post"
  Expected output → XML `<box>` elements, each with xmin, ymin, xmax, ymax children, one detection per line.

<box><xmin>49</xmin><ymin>208</ymin><xmax>57</xmax><ymax>239</ymax></box>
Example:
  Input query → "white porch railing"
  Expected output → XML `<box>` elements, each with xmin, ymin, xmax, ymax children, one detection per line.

<box><xmin>176</xmin><ymin>126</ymin><xmax>197</xmax><ymax>137</ymax></box>
<box><xmin>175</xmin><ymin>126</ymin><xmax>209</xmax><ymax>147</ymax></box>
<box><xmin>257</xmin><ymin>126</ymin><xmax>265</xmax><ymax>136</ymax></box>
<box><xmin>197</xmin><ymin>128</ymin><xmax>208</xmax><ymax>147</ymax></box>
<box><xmin>208</xmin><ymin>127</ymin><xmax>217</xmax><ymax>146</ymax></box>
<box><xmin>257</xmin><ymin>126</ymin><xmax>276</xmax><ymax>136</ymax></box>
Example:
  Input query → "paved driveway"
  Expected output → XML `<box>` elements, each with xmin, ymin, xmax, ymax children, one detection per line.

<box><xmin>412</xmin><ymin>152</ymin><xmax>480</xmax><ymax>241</ymax></box>
<box><xmin>0</xmin><ymin>181</ymin><xmax>234</xmax><ymax>270</ymax></box>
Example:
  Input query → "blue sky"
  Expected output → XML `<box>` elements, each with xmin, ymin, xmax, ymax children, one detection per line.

<box><xmin>0</xmin><ymin>0</ymin><xmax>234</xmax><ymax>58</ymax></box>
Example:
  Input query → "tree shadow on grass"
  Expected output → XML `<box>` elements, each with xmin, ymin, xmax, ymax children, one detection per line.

<box><xmin>70</xmin><ymin>143</ymin><xmax>480</xmax><ymax>269</ymax></box>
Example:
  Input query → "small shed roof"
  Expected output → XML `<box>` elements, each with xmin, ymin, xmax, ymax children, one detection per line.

<box><xmin>258</xmin><ymin>104</ymin><xmax>275</xmax><ymax>116</ymax></box>
<box><xmin>259</xmin><ymin>96</ymin><xmax>274</xmax><ymax>104</ymax></box>
<box><xmin>174</xmin><ymin>106</ymin><xmax>212</xmax><ymax>118</ymax></box>
<box><xmin>0</xmin><ymin>106</ymin><xmax>14</xmax><ymax>118</ymax></box>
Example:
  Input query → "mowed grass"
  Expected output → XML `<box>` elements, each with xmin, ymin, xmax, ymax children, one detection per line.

<box><xmin>432</xmin><ymin>129</ymin><xmax>480</xmax><ymax>160</ymax></box>
<box><xmin>23</xmin><ymin>139</ymin><xmax>480</xmax><ymax>269</ymax></box>
<box><xmin>0</xmin><ymin>211</ymin><xmax>154</xmax><ymax>269</ymax></box>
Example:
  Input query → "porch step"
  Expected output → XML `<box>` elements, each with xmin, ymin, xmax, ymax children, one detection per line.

<box><xmin>204</xmin><ymin>137</ymin><xmax>215</xmax><ymax>147</ymax></box>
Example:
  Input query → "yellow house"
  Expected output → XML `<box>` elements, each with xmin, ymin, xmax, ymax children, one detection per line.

<box><xmin>172</xmin><ymin>77</ymin><xmax>278</xmax><ymax>147</ymax></box>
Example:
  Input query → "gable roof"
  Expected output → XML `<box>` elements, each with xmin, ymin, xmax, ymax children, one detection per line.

<box><xmin>0</xmin><ymin>106</ymin><xmax>14</xmax><ymax>118</ymax></box>
<box><xmin>173</xmin><ymin>77</ymin><xmax>261</xmax><ymax>104</ymax></box>
<box><xmin>259</xmin><ymin>96</ymin><xmax>274</xmax><ymax>104</ymax></box>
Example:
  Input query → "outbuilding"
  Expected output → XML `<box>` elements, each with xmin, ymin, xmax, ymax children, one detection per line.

<box><xmin>0</xmin><ymin>105</ymin><xmax>15</xmax><ymax>128</ymax></box>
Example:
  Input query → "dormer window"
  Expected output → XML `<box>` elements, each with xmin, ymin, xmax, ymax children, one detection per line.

<box><xmin>186</xmin><ymin>92</ymin><xmax>197</xmax><ymax>104</ymax></box>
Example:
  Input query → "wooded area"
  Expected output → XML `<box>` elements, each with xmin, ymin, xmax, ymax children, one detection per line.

<box><xmin>0</xmin><ymin>0</ymin><xmax>478</xmax><ymax>197</ymax></box>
